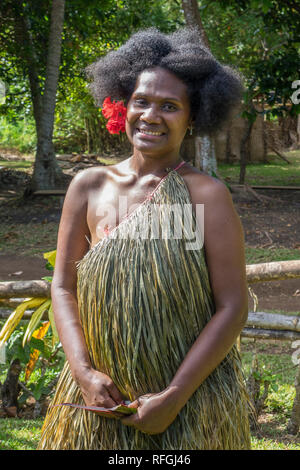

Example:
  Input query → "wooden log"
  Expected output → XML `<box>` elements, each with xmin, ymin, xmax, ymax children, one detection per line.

<box><xmin>0</xmin><ymin>261</ymin><xmax>299</xmax><ymax>300</ymax></box>
<box><xmin>247</xmin><ymin>260</ymin><xmax>300</xmax><ymax>283</ymax></box>
<box><xmin>0</xmin><ymin>280</ymin><xmax>51</xmax><ymax>299</ymax></box>
<box><xmin>241</xmin><ymin>328</ymin><xmax>300</xmax><ymax>341</ymax></box>
<box><xmin>247</xmin><ymin>312</ymin><xmax>300</xmax><ymax>332</ymax></box>
<box><xmin>56</xmin><ymin>154</ymin><xmax>74</xmax><ymax>161</ymax></box>
<box><xmin>33</xmin><ymin>189</ymin><xmax>66</xmax><ymax>195</ymax></box>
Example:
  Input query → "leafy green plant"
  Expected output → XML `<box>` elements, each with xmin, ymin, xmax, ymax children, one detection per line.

<box><xmin>1</xmin><ymin>320</ymin><xmax>64</xmax><ymax>409</ymax></box>
<box><xmin>252</xmin><ymin>365</ymin><xmax>279</xmax><ymax>393</ymax></box>
<box><xmin>246</xmin><ymin>355</ymin><xmax>281</xmax><ymax>422</ymax></box>
<box><xmin>0</xmin><ymin>250</ymin><xmax>58</xmax><ymax>350</ymax></box>
<box><xmin>0</xmin><ymin>249</ymin><xmax>66</xmax><ymax>409</ymax></box>
<box><xmin>0</xmin><ymin>116</ymin><xmax>37</xmax><ymax>154</ymax></box>
<box><xmin>5</xmin><ymin>327</ymin><xmax>32</xmax><ymax>367</ymax></box>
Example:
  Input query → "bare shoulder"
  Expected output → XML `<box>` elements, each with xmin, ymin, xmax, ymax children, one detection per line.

<box><xmin>68</xmin><ymin>166</ymin><xmax>107</xmax><ymax>190</ymax></box>
<box><xmin>65</xmin><ymin>164</ymin><xmax>121</xmax><ymax>201</ymax></box>
<box><xmin>180</xmin><ymin>163</ymin><xmax>232</xmax><ymax>207</ymax></box>
<box><xmin>69</xmin><ymin>161</ymin><xmax>127</xmax><ymax>186</ymax></box>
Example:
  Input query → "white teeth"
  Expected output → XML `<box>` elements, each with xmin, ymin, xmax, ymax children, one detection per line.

<box><xmin>139</xmin><ymin>129</ymin><xmax>163</xmax><ymax>136</ymax></box>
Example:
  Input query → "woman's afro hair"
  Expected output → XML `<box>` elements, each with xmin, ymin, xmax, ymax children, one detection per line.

<box><xmin>86</xmin><ymin>27</ymin><xmax>244</xmax><ymax>135</ymax></box>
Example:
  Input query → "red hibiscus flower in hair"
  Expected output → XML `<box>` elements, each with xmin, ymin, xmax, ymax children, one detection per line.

<box><xmin>106</xmin><ymin>119</ymin><xmax>126</xmax><ymax>134</ymax></box>
<box><xmin>101</xmin><ymin>97</ymin><xmax>126</xmax><ymax>134</ymax></box>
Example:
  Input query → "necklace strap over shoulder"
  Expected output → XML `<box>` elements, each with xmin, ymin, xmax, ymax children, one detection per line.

<box><xmin>173</xmin><ymin>161</ymin><xmax>186</xmax><ymax>172</ymax></box>
<box><xmin>165</xmin><ymin>161</ymin><xmax>186</xmax><ymax>173</ymax></box>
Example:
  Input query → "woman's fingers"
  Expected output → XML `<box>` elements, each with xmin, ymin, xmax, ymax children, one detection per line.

<box><xmin>107</xmin><ymin>383</ymin><xmax>125</xmax><ymax>404</ymax></box>
<box><xmin>127</xmin><ymin>399</ymin><xmax>139</xmax><ymax>408</ymax></box>
<box><xmin>101</xmin><ymin>396</ymin><xmax>118</xmax><ymax>408</ymax></box>
<box><xmin>121</xmin><ymin>413</ymin><xmax>137</xmax><ymax>426</ymax></box>
<box><xmin>96</xmin><ymin>386</ymin><xmax>119</xmax><ymax>408</ymax></box>
<box><xmin>120</xmin><ymin>399</ymin><xmax>140</xmax><ymax>426</ymax></box>
<box><xmin>81</xmin><ymin>370</ymin><xmax>127</xmax><ymax>409</ymax></box>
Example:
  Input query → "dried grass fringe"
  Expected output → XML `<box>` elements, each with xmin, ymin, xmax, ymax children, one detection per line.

<box><xmin>38</xmin><ymin>170</ymin><xmax>252</xmax><ymax>450</ymax></box>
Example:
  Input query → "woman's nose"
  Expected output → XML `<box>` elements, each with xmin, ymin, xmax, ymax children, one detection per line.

<box><xmin>140</xmin><ymin>105</ymin><xmax>162</xmax><ymax>124</ymax></box>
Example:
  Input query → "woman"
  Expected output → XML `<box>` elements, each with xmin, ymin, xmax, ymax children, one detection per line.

<box><xmin>38</xmin><ymin>27</ymin><xmax>252</xmax><ymax>450</ymax></box>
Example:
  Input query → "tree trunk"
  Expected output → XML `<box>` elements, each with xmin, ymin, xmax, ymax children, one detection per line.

<box><xmin>269</xmin><ymin>146</ymin><xmax>291</xmax><ymax>164</ymax></box>
<box><xmin>13</xmin><ymin>5</ymin><xmax>43</xmax><ymax>132</ymax></box>
<box><xmin>287</xmin><ymin>363</ymin><xmax>300</xmax><ymax>435</ymax></box>
<box><xmin>25</xmin><ymin>0</ymin><xmax>66</xmax><ymax>194</ymax></box>
<box><xmin>201</xmin><ymin>135</ymin><xmax>217</xmax><ymax>174</ymax></box>
<box><xmin>225</xmin><ymin>129</ymin><xmax>232</xmax><ymax>163</ymax></box>
<box><xmin>1</xmin><ymin>358</ymin><xmax>22</xmax><ymax>416</ymax></box>
<box><xmin>239</xmin><ymin>119</ymin><xmax>253</xmax><ymax>184</ymax></box>
<box><xmin>262</xmin><ymin>116</ymin><xmax>268</xmax><ymax>163</ymax></box>
<box><xmin>246</xmin><ymin>356</ymin><xmax>269</xmax><ymax>422</ymax></box>
<box><xmin>181</xmin><ymin>0</ymin><xmax>210</xmax><ymax>48</ymax></box>
<box><xmin>181</xmin><ymin>0</ymin><xmax>217</xmax><ymax>174</ymax></box>
<box><xmin>85</xmin><ymin>117</ymin><xmax>91</xmax><ymax>154</ymax></box>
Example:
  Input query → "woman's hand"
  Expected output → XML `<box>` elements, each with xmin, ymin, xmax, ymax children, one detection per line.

<box><xmin>77</xmin><ymin>368</ymin><xmax>125</xmax><ymax>419</ymax></box>
<box><xmin>121</xmin><ymin>387</ymin><xmax>181</xmax><ymax>434</ymax></box>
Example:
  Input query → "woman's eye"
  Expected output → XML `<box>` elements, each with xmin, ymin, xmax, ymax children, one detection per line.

<box><xmin>134</xmin><ymin>99</ymin><xmax>147</xmax><ymax>107</ymax></box>
<box><xmin>162</xmin><ymin>103</ymin><xmax>177</xmax><ymax>112</ymax></box>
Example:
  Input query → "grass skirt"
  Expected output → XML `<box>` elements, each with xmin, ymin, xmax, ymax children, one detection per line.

<box><xmin>38</xmin><ymin>169</ymin><xmax>252</xmax><ymax>450</ymax></box>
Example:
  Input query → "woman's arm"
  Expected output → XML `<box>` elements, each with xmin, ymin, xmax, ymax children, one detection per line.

<box><xmin>52</xmin><ymin>170</ymin><xmax>124</xmax><ymax>412</ymax></box>
<box><xmin>122</xmin><ymin>176</ymin><xmax>248</xmax><ymax>434</ymax></box>
<box><xmin>167</xmin><ymin>177</ymin><xmax>248</xmax><ymax>405</ymax></box>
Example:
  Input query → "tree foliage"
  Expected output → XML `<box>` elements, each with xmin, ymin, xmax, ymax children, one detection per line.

<box><xmin>0</xmin><ymin>0</ymin><xmax>298</xmax><ymax>158</ymax></box>
<box><xmin>197</xmin><ymin>0</ymin><xmax>300</xmax><ymax>119</ymax></box>
<box><xmin>0</xmin><ymin>0</ymin><xmax>183</xmax><ymax>158</ymax></box>
<box><xmin>0</xmin><ymin>1</ymin><xmax>179</xmax><ymax>120</ymax></box>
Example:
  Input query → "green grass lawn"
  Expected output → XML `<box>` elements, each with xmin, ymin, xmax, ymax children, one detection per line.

<box><xmin>0</xmin><ymin>418</ymin><xmax>43</xmax><ymax>450</ymax></box>
<box><xmin>241</xmin><ymin>340</ymin><xmax>300</xmax><ymax>450</ymax></box>
<box><xmin>245</xmin><ymin>246</ymin><xmax>300</xmax><ymax>265</ymax></box>
<box><xmin>0</xmin><ymin>160</ymin><xmax>33</xmax><ymax>170</ymax></box>
<box><xmin>218</xmin><ymin>150</ymin><xmax>300</xmax><ymax>187</ymax></box>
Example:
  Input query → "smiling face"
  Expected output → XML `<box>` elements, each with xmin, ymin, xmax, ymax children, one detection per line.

<box><xmin>125</xmin><ymin>67</ymin><xmax>191</xmax><ymax>161</ymax></box>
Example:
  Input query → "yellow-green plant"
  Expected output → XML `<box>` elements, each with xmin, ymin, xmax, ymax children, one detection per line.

<box><xmin>0</xmin><ymin>250</ymin><xmax>58</xmax><ymax>349</ymax></box>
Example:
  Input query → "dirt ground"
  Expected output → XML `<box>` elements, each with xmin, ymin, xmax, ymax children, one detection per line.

<box><xmin>230</xmin><ymin>186</ymin><xmax>300</xmax><ymax>313</ymax></box>
<box><xmin>0</xmin><ymin>160</ymin><xmax>299</xmax><ymax>314</ymax></box>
